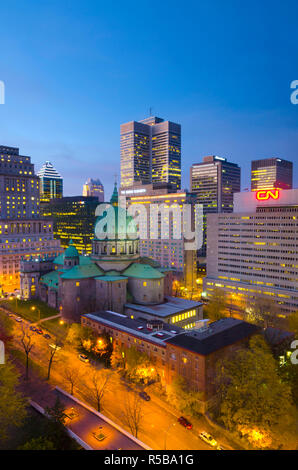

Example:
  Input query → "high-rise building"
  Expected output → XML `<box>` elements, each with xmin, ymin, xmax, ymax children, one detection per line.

<box><xmin>0</xmin><ymin>146</ymin><xmax>62</xmax><ymax>292</ymax></box>
<box><xmin>251</xmin><ymin>157</ymin><xmax>293</xmax><ymax>191</ymax></box>
<box><xmin>190</xmin><ymin>156</ymin><xmax>241</xmax><ymax>257</ymax></box>
<box><xmin>82</xmin><ymin>178</ymin><xmax>104</xmax><ymax>202</ymax></box>
<box><xmin>41</xmin><ymin>196</ymin><xmax>99</xmax><ymax>254</ymax></box>
<box><xmin>120</xmin><ymin>182</ymin><xmax>197</xmax><ymax>289</ymax></box>
<box><xmin>204</xmin><ymin>188</ymin><xmax>298</xmax><ymax>316</ymax></box>
<box><xmin>37</xmin><ymin>161</ymin><xmax>63</xmax><ymax>202</ymax></box>
<box><xmin>120</xmin><ymin>116</ymin><xmax>181</xmax><ymax>190</ymax></box>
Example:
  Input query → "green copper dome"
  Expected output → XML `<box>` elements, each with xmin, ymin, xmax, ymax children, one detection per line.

<box><xmin>64</xmin><ymin>240</ymin><xmax>79</xmax><ymax>258</ymax></box>
<box><xmin>94</xmin><ymin>182</ymin><xmax>137</xmax><ymax>240</ymax></box>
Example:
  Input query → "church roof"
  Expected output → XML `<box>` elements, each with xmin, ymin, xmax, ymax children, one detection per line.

<box><xmin>53</xmin><ymin>253</ymin><xmax>92</xmax><ymax>265</ymax></box>
<box><xmin>95</xmin><ymin>275</ymin><xmax>127</xmax><ymax>282</ymax></box>
<box><xmin>123</xmin><ymin>262</ymin><xmax>164</xmax><ymax>279</ymax></box>
<box><xmin>60</xmin><ymin>263</ymin><xmax>103</xmax><ymax>280</ymax></box>
<box><xmin>40</xmin><ymin>271</ymin><xmax>59</xmax><ymax>290</ymax></box>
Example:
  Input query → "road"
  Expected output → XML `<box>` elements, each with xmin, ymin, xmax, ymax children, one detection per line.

<box><xmin>1</xmin><ymin>307</ymin><xmax>232</xmax><ymax>450</ymax></box>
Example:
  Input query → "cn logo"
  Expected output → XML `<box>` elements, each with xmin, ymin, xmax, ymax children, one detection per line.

<box><xmin>256</xmin><ymin>189</ymin><xmax>280</xmax><ymax>201</ymax></box>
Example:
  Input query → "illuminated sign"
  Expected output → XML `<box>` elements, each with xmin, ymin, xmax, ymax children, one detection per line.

<box><xmin>256</xmin><ymin>189</ymin><xmax>280</xmax><ymax>201</ymax></box>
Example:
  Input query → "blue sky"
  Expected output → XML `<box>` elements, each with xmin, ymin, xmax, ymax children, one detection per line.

<box><xmin>0</xmin><ymin>0</ymin><xmax>297</xmax><ymax>198</ymax></box>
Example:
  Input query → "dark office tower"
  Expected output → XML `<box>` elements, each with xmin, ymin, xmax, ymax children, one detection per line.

<box><xmin>120</xmin><ymin>116</ymin><xmax>181</xmax><ymax>190</ymax></box>
<box><xmin>190</xmin><ymin>156</ymin><xmax>241</xmax><ymax>257</ymax></box>
<box><xmin>251</xmin><ymin>157</ymin><xmax>293</xmax><ymax>191</ymax></box>
<box><xmin>41</xmin><ymin>196</ymin><xmax>99</xmax><ymax>254</ymax></box>
<box><xmin>37</xmin><ymin>161</ymin><xmax>63</xmax><ymax>202</ymax></box>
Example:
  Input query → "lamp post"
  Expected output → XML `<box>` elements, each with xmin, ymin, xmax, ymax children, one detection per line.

<box><xmin>164</xmin><ymin>422</ymin><xmax>176</xmax><ymax>450</ymax></box>
<box><xmin>31</xmin><ymin>305</ymin><xmax>40</xmax><ymax>323</ymax></box>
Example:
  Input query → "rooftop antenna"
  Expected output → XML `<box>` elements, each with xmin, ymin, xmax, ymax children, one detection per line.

<box><xmin>113</xmin><ymin>173</ymin><xmax>118</xmax><ymax>185</ymax></box>
<box><xmin>149</xmin><ymin>107</ymin><xmax>153</xmax><ymax>116</ymax></box>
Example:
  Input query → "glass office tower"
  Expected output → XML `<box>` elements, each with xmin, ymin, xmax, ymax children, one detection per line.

<box><xmin>251</xmin><ymin>157</ymin><xmax>293</xmax><ymax>190</ymax></box>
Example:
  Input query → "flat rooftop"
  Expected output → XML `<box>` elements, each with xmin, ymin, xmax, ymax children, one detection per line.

<box><xmin>125</xmin><ymin>296</ymin><xmax>202</xmax><ymax>318</ymax></box>
<box><xmin>165</xmin><ymin>318</ymin><xmax>260</xmax><ymax>355</ymax></box>
<box><xmin>82</xmin><ymin>310</ymin><xmax>183</xmax><ymax>345</ymax></box>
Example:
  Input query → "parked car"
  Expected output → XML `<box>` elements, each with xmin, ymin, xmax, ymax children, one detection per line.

<box><xmin>79</xmin><ymin>354</ymin><xmax>89</xmax><ymax>363</ymax></box>
<box><xmin>14</xmin><ymin>316</ymin><xmax>22</xmax><ymax>323</ymax></box>
<box><xmin>30</xmin><ymin>326</ymin><xmax>37</xmax><ymax>332</ymax></box>
<box><xmin>217</xmin><ymin>445</ymin><xmax>226</xmax><ymax>450</ymax></box>
<box><xmin>43</xmin><ymin>333</ymin><xmax>51</xmax><ymax>339</ymax></box>
<box><xmin>199</xmin><ymin>431</ymin><xmax>218</xmax><ymax>447</ymax></box>
<box><xmin>177</xmin><ymin>416</ymin><xmax>192</xmax><ymax>429</ymax></box>
<box><xmin>139</xmin><ymin>391</ymin><xmax>151</xmax><ymax>401</ymax></box>
<box><xmin>35</xmin><ymin>328</ymin><xmax>43</xmax><ymax>335</ymax></box>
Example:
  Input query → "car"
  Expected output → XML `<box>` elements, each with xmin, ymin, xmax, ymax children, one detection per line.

<box><xmin>14</xmin><ymin>316</ymin><xmax>22</xmax><ymax>322</ymax></box>
<box><xmin>79</xmin><ymin>354</ymin><xmax>89</xmax><ymax>363</ymax></box>
<box><xmin>199</xmin><ymin>431</ymin><xmax>218</xmax><ymax>447</ymax></box>
<box><xmin>178</xmin><ymin>416</ymin><xmax>192</xmax><ymax>429</ymax></box>
<box><xmin>92</xmin><ymin>426</ymin><xmax>107</xmax><ymax>442</ymax></box>
<box><xmin>139</xmin><ymin>391</ymin><xmax>151</xmax><ymax>401</ymax></box>
<box><xmin>35</xmin><ymin>328</ymin><xmax>43</xmax><ymax>334</ymax></box>
<box><xmin>216</xmin><ymin>445</ymin><xmax>227</xmax><ymax>450</ymax></box>
<box><xmin>43</xmin><ymin>333</ymin><xmax>51</xmax><ymax>339</ymax></box>
<box><xmin>30</xmin><ymin>326</ymin><xmax>37</xmax><ymax>332</ymax></box>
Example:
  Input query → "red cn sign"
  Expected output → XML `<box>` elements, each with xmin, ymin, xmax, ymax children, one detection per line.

<box><xmin>256</xmin><ymin>189</ymin><xmax>280</xmax><ymax>201</ymax></box>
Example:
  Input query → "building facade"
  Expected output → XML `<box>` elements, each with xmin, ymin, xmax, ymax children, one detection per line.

<box><xmin>204</xmin><ymin>188</ymin><xmax>298</xmax><ymax>316</ymax></box>
<box><xmin>190</xmin><ymin>155</ymin><xmax>241</xmax><ymax>258</ymax></box>
<box><xmin>120</xmin><ymin>117</ymin><xmax>181</xmax><ymax>190</ymax></box>
<box><xmin>120</xmin><ymin>182</ymin><xmax>198</xmax><ymax>289</ymax></box>
<box><xmin>0</xmin><ymin>146</ymin><xmax>62</xmax><ymax>292</ymax></box>
<box><xmin>37</xmin><ymin>161</ymin><xmax>63</xmax><ymax>202</ymax></box>
<box><xmin>82</xmin><ymin>312</ymin><xmax>258</xmax><ymax>401</ymax></box>
<box><xmin>251</xmin><ymin>157</ymin><xmax>293</xmax><ymax>191</ymax></box>
<box><xmin>83</xmin><ymin>178</ymin><xmax>104</xmax><ymax>202</ymax></box>
<box><xmin>40</xmin><ymin>196</ymin><xmax>99</xmax><ymax>254</ymax></box>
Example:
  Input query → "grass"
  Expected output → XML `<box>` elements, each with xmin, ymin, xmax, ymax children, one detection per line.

<box><xmin>41</xmin><ymin>317</ymin><xmax>69</xmax><ymax>341</ymax></box>
<box><xmin>0</xmin><ymin>298</ymin><xmax>58</xmax><ymax>323</ymax></box>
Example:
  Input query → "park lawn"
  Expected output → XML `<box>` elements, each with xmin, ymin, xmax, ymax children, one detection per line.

<box><xmin>0</xmin><ymin>298</ymin><xmax>58</xmax><ymax>323</ymax></box>
<box><xmin>41</xmin><ymin>317</ymin><xmax>69</xmax><ymax>341</ymax></box>
<box><xmin>0</xmin><ymin>407</ymin><xmax>47</xmax><ymax>450</ymax></box>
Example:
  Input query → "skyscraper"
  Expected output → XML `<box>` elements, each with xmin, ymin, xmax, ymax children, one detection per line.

<box><xmin>251</xmin><ymin>157</ymin><xmax>293</xmax><ymax>191</ymax></box>
<box><xmin>82</xmin><ymin>178</ymin><xmax>104</xmax><ymax>202</ymax></box>
<box><xmin>0</xmin><ymin>146</ymin><xmax>62</xmax><ymax>293</ymax></box>
<box><xmin>41</xmin><ymin>196</ymin><xmax>99</xmax><ymax>254</ymax></box>
<box><xmin>37</xmin><ymin>161</ymin><xmax>63</xmax><ymax>202</ymax></box>
<box><xmin>120</xmin><ymin>116</ymin><xmax>181</xmax><ymax>190</ymax></box>
<box><xmin>190</xmin><ymin>156</ymin><xmax>241</xmax><ymax>257</ymax></box>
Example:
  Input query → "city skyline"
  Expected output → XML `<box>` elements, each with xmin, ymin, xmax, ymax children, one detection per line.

<box><xmin>1</xmin><ymin>1</ymin><xmax>298</xmax><ymax>199</ymax></box>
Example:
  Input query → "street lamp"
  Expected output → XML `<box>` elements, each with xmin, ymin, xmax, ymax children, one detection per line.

<box><xmin>164</xmin><ymin>422</ymin><xmax>176</xmax><ymax>450</ymax></box>
<box><xmin>31</xmin><ymin>305</ymin><xmax>40</xmax><ymax>322</ymax></box>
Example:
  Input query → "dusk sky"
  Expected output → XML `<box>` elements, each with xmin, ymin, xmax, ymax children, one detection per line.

<box><xmin>1</xmin><ymin>0</ymin><xmax>298</xmax><ymax>199</ymax></box>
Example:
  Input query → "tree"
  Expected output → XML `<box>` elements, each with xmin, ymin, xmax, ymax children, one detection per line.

<box><xmin>20</xmin><ymin>325</ymin><xmax>34</xmax><ymax>380</ymax></box>
<box><xmin>166</xmin><ymin>376</ymin><xmax>204</xmax><ymax>416</ymax></box>
<box><xmin>45</xmin><ymin>397</ymin><xmax>77</xmax><ymax>450</ymax></box>
<box><xmin>288</xmin><ymin>311</ymin><xmax>298</xmax><ymax>336</ymax></box>
<box><xmin>0</xmin><ymin>360</ymin><xmax>27</xmax><ymax>440</ymax></box>
<box><xmin>63</xmin><ymin>365</ymin><xmax>80</xmax><ymax>395</ymax></box>
<box><xmin>0</xmin><ymin>313</ymin><xmax>14</xmax><ymax>345</ymax></box>
<box><xmin>110</xmin><ymin>344</ymin><xmax>126</xmax><ymax>369</ymax></box>
<box><xmin>66</xmin><ymin>323</ymin><xmax>85</xmax><ymax>349</ymax></box>
<box><xmin>124</xmin><ymin>346</ymin><xmax>155</xmax><ymax>383</ymax></box>
<box><xmin>121</xmin><ymin>392</ymin><xmax>144</xmax><ymax>439</ymax></box>
<box><xmin>246</xmin><ymin>296</ymin><xmax>279</xmax><ymax>328</ymax></box>
<box><xmin>215</xmin><ymin>335</ymin><xmax>296</xmax><ymax>448</ymax></box>
<box><xmin>204</xmin><ymin>288</ymin><xmax>227</xmax><ymax>321</ymax></box>
<box><xmin>18</xmin><ymin>436</ymin><xmax>55</xmax><ymax>450</ymax></box>
<box><xmin>47</xmin><ymin>342</ymin><xmax>61</xmax><ymax>380</ymax></box>
<box><xmin>88</xmin><ymin>370</ymin><xmax>112</xmax><ymax>412</ymax></box>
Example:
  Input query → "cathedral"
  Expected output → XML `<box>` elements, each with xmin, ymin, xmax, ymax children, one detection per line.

<box><xmin>20</xmin><ymin>184</ymin><xmax>202</xmax><ymax>327</ymax></box>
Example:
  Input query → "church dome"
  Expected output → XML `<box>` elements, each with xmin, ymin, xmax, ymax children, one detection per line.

<box><xmin>64</xmin><ymin>240</ymin><xmax>79</xmax><ymax>258</ymax></box>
